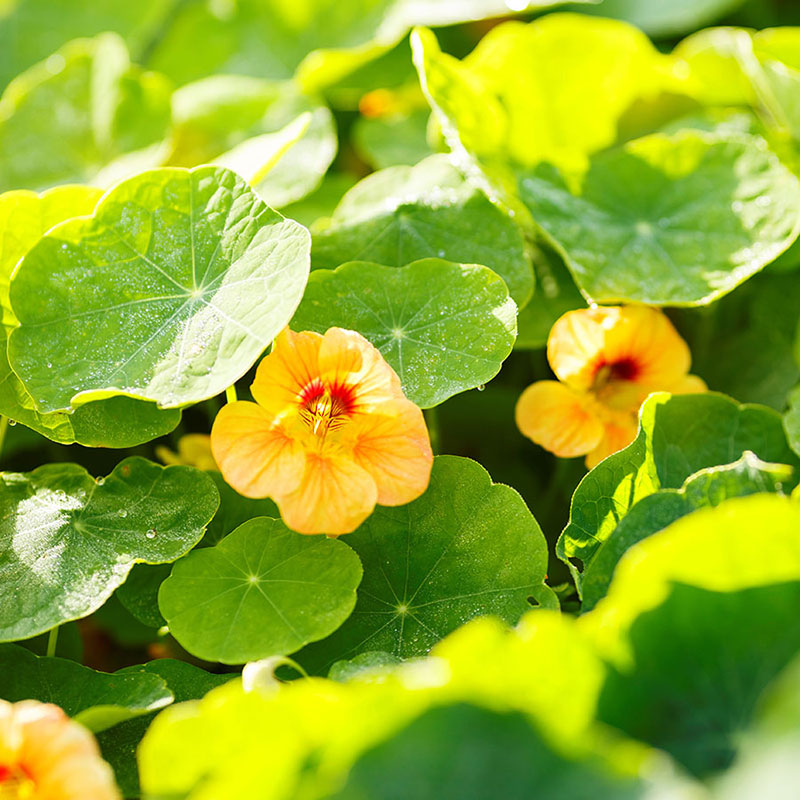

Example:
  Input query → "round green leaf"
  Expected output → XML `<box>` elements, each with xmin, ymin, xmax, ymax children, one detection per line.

<box><xmin>558</xmin><ymin>392</ymin><xmax>796</xmax><ymax>591</ymax></box>
<box><xmin>297</xmin><ymin>456</ymin><xmax>556</xmax><ymax>675</ymax></box>
<box><xmin>0</xmin><ymin>457</ymin><xmax>219</xmax><ymax>641</ymax></box>
<box><xmin>159</xmin><ymin>517</ymin><xmax>363</xmax><ymax>664</ymax></box>
<box><xmin>520</xmin><ymin>131</ymin><xmax>800</xmax><ymax>305</ymax></box>
<box><xmin>581</xmin><ymin>452</ymin><xmax>796</xmax><ymax>611</ymax></box>
<box><xmin>582</xmin><ymin>494</ymin><xmax>800</xmax><ymax>776</ymax></box>
<box><xmin>311</xmin><ymin>154</ymin><xmax>533</xmax><ymax>307</ymax></box>
<box><xmin>0</xmin><ymin>33</ymin><xmax>171</xmax><ymax>192</ymax></box>
<box><xmin>8</xmin><ymin>165</ymin><xmax>311</xmax><ymax>413</ymax></box>
<box><xmin>291</xmin><ymin>259</ymin><xmax>517</xmax><ymax>408</ymax></box>
<box><xmin>0</xmin><ymin>186</ymin><xmax>182</xmax><ymax>445</ymax></box>
<box><xmin>0</xmin><ymin>643</ymin><xmax>172</xmax><ymax>733</ymax></box>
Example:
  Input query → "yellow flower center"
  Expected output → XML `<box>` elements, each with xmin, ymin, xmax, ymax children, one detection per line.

<box><xmin>298</xmin><ymin>380</ymin><xmax>355</xmax><ymax>439</ymax></box>
<box><xmin>0</xmin><ymin>765</ymin><xmax>35</xmax><ymax>799</ymax></box>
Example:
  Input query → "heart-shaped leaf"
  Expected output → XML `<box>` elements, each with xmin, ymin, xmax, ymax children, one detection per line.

<box><xmin>519</xmin><ymin>131</ymin><xmax>800</xmax><ymax>305</ymax></box>
<box><xmin>0</xmin><ymin>643</ymin><xmax>172</xmax><ymax>732</ymax></box>
<box><xmin>8</xmin><ymin>165</ymin><xmax>311</xmax><ymax>413</ymax></box>
<box><xmin>297</xmin><ymin>456</ymin><xmax>556</xmax><ymax>674</ymax></box>
<box><xmin>291</xmin><ymin>259</ymin><xmax>517</xmax><ymax>407</ymax></box>
<box><xmin>311</xmin><ymin>155</ymin><xmax>532</xmax><ymax>306</ymax></box>
<box><xmin>0</xmin><ymin>457</ymin><xmax>219</xmax><ymax>641</ymax></box>
<box><xmin>159</xmin><ymin>517</ymin><xmax>363</xmax><ymax>664</ymax></box>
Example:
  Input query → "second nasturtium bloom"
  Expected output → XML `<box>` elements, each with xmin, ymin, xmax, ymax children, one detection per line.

<box><xmin>516</xmin><ymin>305</ymin><xmax>706</xmax><ymax>468</ymax></box>
<box><xmin>211</xmin><ymin>327</ymin><xmax>433</xmax><ymax>535</ymax></box>
<box><xmin>0</xmin><ymin>699</ymin><xmax>120</xmax><ymax>799</ymax></box>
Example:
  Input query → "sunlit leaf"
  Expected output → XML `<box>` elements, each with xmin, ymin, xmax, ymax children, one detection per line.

<box><xmin>0</xmin><ymin>643</ymin><xmax>172</xmax><ymax>732</ymax></box>
<box><xmin>559</xmin><ymin>392</ymin><xmax>796</xmax><ymax>591</ymax></box>
<box><xmin>519</xmin><ymin>131</ymin><xmax>800</xmax><ymax>305</ymax></box>
<box><xmin>0</xmin><ymin>33</ymin><xmax>171</xmax><ymax>192</ymax></box>
<box><xmin>291</xmin><ymin>258</ymin><xmax>516</xmax><ymax>407</ymax></box>
<box><xmin>0</xmin><ymin>457</ymin><xmax>218</xmax><ymax>641</ymax></box>
<box><xmin>581</xmin><ymin>452</ymin><xmax>795</xmax><ymax>611</ymax></box>
<box><xmin>297</xmin><ymin>456</ymin><xmax>555</xmax><ymax>674</ymax></box>
<box><xmin>159</xmin><ymin>517</ymin><xmax>363</xmax><ymax>664</ymax></box>
<box><xmin>312</xmin><ymin>155</ymin><xmax>532</xmax><ymax>306</ymax></box>
<box><xmin>8</xmin><ymin>165</ymin><xmax>310</xmax><ymax>413</ymax></box>
<box><xmin>582</xmin><ymin>494</ymin><xmax>800</xmax><ymax>776</ymax></box>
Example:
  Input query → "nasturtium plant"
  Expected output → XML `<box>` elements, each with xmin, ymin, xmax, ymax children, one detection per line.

<box><xmin>291</xmin><ymin>258</ymin><xmax>517</xmax><ymax>407</ymax></box>
<box><xmin>297</xmin><ymin>456</ymin><xmax>556</xmax><ymax>674</ymax></box>
<box><xmin>8</xmin><ymin>165</ymin><xmax>311</xmax><ymax>412</ymax></box>
<box><xmin>0</xmin><ymin>457</ymin><xmax>218</xmax><ymax>640</ymax></box>
<box><xmin>559</xmin><ymin>392</ymin><xmax>796</xmax><ymax>590</ymax></box>
<box><xmin>159</xmin><ymin>517</ymin><xmax>363</xmax><ymax>664</ymax></box>
<box><xmin>311</xmin><ymin>154</ymin><xmax>533</xmax><ymax>306</ymax></box>
<box><xmin>6</xmin><ymin>5</ymin><xmax>800</xmax><ymax>797</ymax></box>
<box><xmin>0</xmin><ymin>643</ymin><xmax>173</xmax><ymax>732</ymax></box>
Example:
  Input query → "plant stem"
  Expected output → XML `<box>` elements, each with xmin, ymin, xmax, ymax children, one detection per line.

<box><xmin>225</xmin><ymin>385</ymin><xmax>238</xmax><ymax>404</ymax></box>
<box><xmin>0</xmin><ymin>415</ymin><xmax>8</xmax><ymax>461</ymax></box>
<box><xmin>424</xmin><ymin>407</ymin><xmax>440</xmax><ymax>455</ymax></box>
<box><xmin>46</xmin><ymin>626</ymin><xmax>59</xmax><ymax>658</ymax></box>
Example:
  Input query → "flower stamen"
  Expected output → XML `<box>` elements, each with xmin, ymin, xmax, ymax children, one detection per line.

<box><xmin>298</xmin><ymin>379</ymin><xmax>355</xmax><ymax>439</ymax></box>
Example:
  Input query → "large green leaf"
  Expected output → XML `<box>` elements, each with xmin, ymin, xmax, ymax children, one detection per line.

<box><xmin>581</xmin><ymin>452</ymin><xmax>795</xmax><ymax>611</ymax></box>
<box><xmin>311</xmin><ymin>155</ymin><xmax>533</xmax><ymax>307</ymax></box>
<box><xmin>353</xmin><ymin>109</ymin><xmax>433</xmax><ymax>170</ymax></box>
<box><xmin>291</xmin><ymin>259</ymin><xmax>516</xmax><ymax>408</ymax></box>
<box><xmin>0</xmin><ymin>457</ymin><xmax>219</xmax><ymax>641</ymax></box>
<box><xmin>297</xmin><ymin>456</ymin><xmax>556</xmax><ymax>675</ymax></box>
<box><xmin>582</xmin><ymin>494</ymin><xmax>800</xmax><ymax>776</ymax></box>
<box><xmin>558</xmin><ymin>392</ymin><xmax>795</xmax><ymax>591</ymax></box>
<box><xmin>204</xmin><ymin>471</ymin><xmax>280</xmax><ymax>547</ymax></box>
<box><xmin>0</xmin><ymin>643</ymin><xmax>172</xmax><ymax>732</ymax></box>
<box><xmin>97</xmin><ymin>659</ymin><xmax>235</xmax><ymax>798</ymax></box>
<box><xmin>8</xmin><ymin>165</ymin><xmax>310</xmax><ymax>413</ymax></box>
<box><xmin>0</xmin><ymin>186</ymin><xmax>183</xmax><ymax>445</ymax></box>
<box><xmin>519</xmin><ymin>131</ymin><xmax>800</xmax><ymax>305</ymax></box>
<box><xmin>169</xmin><ymin>76</ymin><xmax>337</xmax><ymax>208</ymax></box>
<box><xmin>412</xmin><ymin>16</ymin><xmax>666</xmax><ymax>179</ymax></box>
<box><xmin>0</xmin><ymin>33</ymin><xmax>171</xmax><ymax>192</ymax></box>
<box><xmin>331</xmin><ymin>703</ymin><xmax>645</xmax><ymax>800</ymax></box>
<box><xmin>159</xmin><ymin>517</ymin><xmax>363</xmax><ymax>664</ymax></box>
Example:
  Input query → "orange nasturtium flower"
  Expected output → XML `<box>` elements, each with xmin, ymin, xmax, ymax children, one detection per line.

<box><xmin>516</xmin><ymin>306</ymin><xmax>706</xmax><ymax>469</ymax></box>
<box><xmin>211</xmin><ymin>327</ymin><xmax>433</xmax><ymax>535</ymax></box>
<box><xmin>0</xmin><ymin>699</ymin><xmax>120</xmax><ymax>800</ymax></box>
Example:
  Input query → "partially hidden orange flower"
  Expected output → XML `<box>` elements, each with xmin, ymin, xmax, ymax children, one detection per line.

<box><xmin>515</xmin><ymin>306</ymin><xmax>706</xmax><ymax>469</ymax></box>
<box><xmin>0</xmin><ymin>699</ymin><xmax>120</xmax><ymax>800</ymax></box>
<box><xmin>211</xmin><ymin>327</ymin><xmax>433</xmax><ymax>535</ymax></box>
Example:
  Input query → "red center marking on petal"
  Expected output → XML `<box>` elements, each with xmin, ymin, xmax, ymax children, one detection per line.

<box><xmin>608</xmin><ymin>357</ymin><xmax>640</xmax><ymax>382</ymax></box>
<box><xmin>298</xmin><ymin>380</ymin><xmax>357</xmax><ymax>438</ymax></box>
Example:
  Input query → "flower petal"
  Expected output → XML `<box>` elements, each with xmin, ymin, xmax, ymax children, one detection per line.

<box><xmin>346</xmin><ymin>404</ymin><xmax>433</xmax><ymax>506</ymax></box>
<box><xmin>275</xmin><ymin>452</ymin><xmax>378</xmax><ymax>535</ymax></box>
<box><xmin>667</xmin><ymin>373</ymin><xmax>707</xmax><ymax>394</ymax></box>
<box><xmin>515</xmin><ymin>381</ymin><xmax>604</xmax><ymax>458</ymax></box>
<box><xmin>601</xmin><ymin>305</ymin><xmax>691</xmax><ymax>390</ymax></box>
<box><xmin>318</xmin><ymin>327</ymin><xmax>405</xmax><ymax>412</ymax></box>
<box><xmin>211</xmin><ymin>401</ymin><xmax>305</xmax><ymax>499</ymax></box>
<box><xmin>251</xmin><ymin>328</ymin><xmax>324</xmax><ymax>416</ymax></box>
<box><xmin>547</xmin><ymin>308</ymin><xmax>609</xmax><ymax>390</ymax></box>
<box><xmin>585</xmin><ymin>415</ymin><xmax>639</xmax><ymax>469</ymax></box>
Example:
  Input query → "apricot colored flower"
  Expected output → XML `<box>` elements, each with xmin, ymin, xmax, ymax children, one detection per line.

<box><xmin>515</xmin><ymin>306</ymin><xmax>706</xmax><ymax>469</ymax></box>
<box><xmin>0</xmin><ymin>699</ymin><xmax>120</xmax><ymax>800</ymax></box>
<box><xmin>211</xmin><ymin>327</ymin><xmax>433</xmax><ymax>535</ymax></box>
<box><xmin>156</xmin><ymin>434</ymin><xmax>217</xmax><ymax>471</ymax></box>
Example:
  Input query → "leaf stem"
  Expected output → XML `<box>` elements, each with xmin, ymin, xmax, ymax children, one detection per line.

<box><xmin>46</xmin><ymin>626</ymin><xmax>59</xmax><ymax>658</ymax></box>
<box><xmin>424</xmin><ymin>407</ymin><xmax>440</xmax><ymax>455</ymax></box>
<box><xmin>0</xmin><ymin>415</ymin><xmax>8</xmax><ymax>461</ymax></box>
<box><xmin>225</xmin><ymin>385</ymin><xmax>238</xmax><ymax>404</ymax></box>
